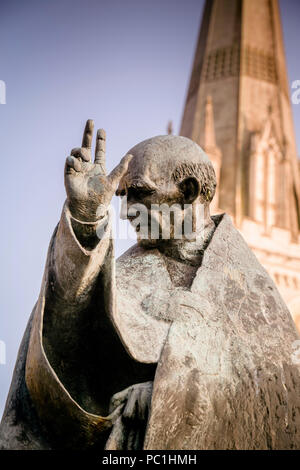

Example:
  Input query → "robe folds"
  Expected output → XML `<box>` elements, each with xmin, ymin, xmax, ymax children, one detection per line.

<box><xmin>0</xmin><ymin>204</ymin><xmax>300</xmax><ymax>450</ymax></box>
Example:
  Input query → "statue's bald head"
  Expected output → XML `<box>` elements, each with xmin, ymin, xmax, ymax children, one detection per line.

<box><xmin>118</xmin><ymin>135</ymin><xmax>216</xmax><ymax>205</ymax></box>
<box><xmin>117</xmin><ymin>135</ymin><xmax>217</xmax><ymax>246</ymax></box>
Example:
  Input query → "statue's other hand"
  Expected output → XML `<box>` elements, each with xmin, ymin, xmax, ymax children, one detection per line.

<box><xmin>109</xmin><ymin>381</ymin><xmax>153</xmax><ymax>423</ymax></box>
<box><xmin>64</xmin><ymin>119</ymin><xmax>132</xmax><ymax>222</ymax></box>
<box><xmin>105</xmin><ymin>381</ymin><xmax>153</xmax><ymax>450</ymax></box>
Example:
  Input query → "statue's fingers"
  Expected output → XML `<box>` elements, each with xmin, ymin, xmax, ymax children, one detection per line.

<box><xmin>132</xmin><ymin>428</ymin><xmax>142</xmax><ymax>451</ymax></box>
<box><xmin>94</xmin><ymin>128</ymin><xmax>106</xmax><ymax>173</ymax></box>
<box><xmin>109</xmin><ymin>386</ymin><xmax>131</xmax><ymax>413</ymax></box>
<box><xmin>137</xmin><ymin>388</ymin><xmax>150</xmax><ymax>422</ymax></box>
<box><xmin>122</xmin><ymin>389</ymin><xmax>139</xmax><ymax>422</ymax></box>
<box><xmin>107</xmin><ymin>404</ymin><xmax>125</xmax><ymax>423</ymax></box>
<box><xmin>81</xmin><ymin>119</ymin><xmax>94</xmax><ymax>150</ymax></box>
<box><xmin>127</xmin><ymin>428</ymin><xmax>140</xmax><ymax>451</ymax></box>
<box><xmin>104</xmin><ymin>416</ymin><xmax>127</xmax><ymax>450</ymax></box>
<box><xmin>107</xmin><ymin>154</ymin><xmax>133</xmax><ymax>189</ymax></box>
<box><xmin>71</xmin><ymin>147</ymin><xmax>91</xmax><ymax>162</ymax></box>
<box><xmin>65</xmin><ymin>156</ymin><xmax>82</xmax><ymax>173</ymax></box>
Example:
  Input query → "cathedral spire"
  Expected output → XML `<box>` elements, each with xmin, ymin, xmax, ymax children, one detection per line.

<box><xmin>204</xmin><ymin>96</ymin><xmax>216</xmax><ymax>152</ymax></box>
<box><xmin>180</xmin><ymin>0</ymin><xmax>299</xmax><ymax>236</ymax></box>
<box><xmin>203</xmin><ymin>96</ymin><xmax>221</xmax><ymax>212</ymax></box>
<box><xmin>180</xmin><ymin>0</ymin><xmax>300</xmax><ymax>329</ymax></box>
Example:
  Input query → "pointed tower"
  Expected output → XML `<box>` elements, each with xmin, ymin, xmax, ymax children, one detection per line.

<box><xmin>203</xmin><ymin>96</ymin><xmax>222</xmax><ymax>213</ymax></box>
<box><xmin>180</xmin><ymin>0</ymin><xmax>300</xmax><ymax>330</ymax></box>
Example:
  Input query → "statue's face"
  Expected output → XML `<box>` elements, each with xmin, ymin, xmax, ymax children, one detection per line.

<box><xmin>116</xmin><ymin>135</ymin><xmax>214</xmax><ymax>247</ymax></box>
<box><xmin>118</xmin><ymin>163</ymin><xmax>181</xmax><ymax>246</ymax></box>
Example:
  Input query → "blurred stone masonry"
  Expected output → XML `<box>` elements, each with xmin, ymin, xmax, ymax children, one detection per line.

<box><xmin>180</xmin><ymin>0</ymin><xmax>300</xmax><ymax>332</ymax></box>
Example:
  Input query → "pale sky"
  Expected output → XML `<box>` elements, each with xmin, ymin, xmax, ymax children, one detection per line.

<box><xmin>1</xmin><ymin>0</ymin><xmax>300</xmax><ymax>418</ymax></box>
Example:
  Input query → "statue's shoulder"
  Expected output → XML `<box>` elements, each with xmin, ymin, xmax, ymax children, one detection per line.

<box><xmin>210</xmin><ymin>212</ymin><xmax>257</xmax><ymax>259</ymax></box>
<box><xmin>211</xmin><ymin>212</ymin><xmax>225</xmax><ymax>227</ymax></box>
<box><xmin>201</xmin><ymin>212</ymin><xmax>283</xmax><ymax>298</ymax></box>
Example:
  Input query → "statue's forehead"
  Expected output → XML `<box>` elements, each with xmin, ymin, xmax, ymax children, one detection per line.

<box><xmin>126</xmin><ymin>153</ymin><xmax>171</xmax><ymax>186</ymax></box>
<box><xmin>125</xmin><ymin>135</ymin><xmax>209</xmax><ymax>186</ymax></box>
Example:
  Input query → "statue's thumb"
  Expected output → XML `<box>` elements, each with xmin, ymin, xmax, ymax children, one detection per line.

<box><xmin>108</xmin><ymin>154</ymin><xmax>133</xmax><ymax>188</ymax></box>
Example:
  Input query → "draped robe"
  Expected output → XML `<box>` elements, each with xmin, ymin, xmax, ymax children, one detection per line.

<box><xmin>0</xmin><ymin>204</ymin><xmax>299</xmax><ymax>450</ymax></box>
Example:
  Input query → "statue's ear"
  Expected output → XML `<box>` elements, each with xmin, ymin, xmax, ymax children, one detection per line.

<box><xmin>178</xmin><ymin>177</ymin><xmax>200</xmax><ymax>204</ymax></box>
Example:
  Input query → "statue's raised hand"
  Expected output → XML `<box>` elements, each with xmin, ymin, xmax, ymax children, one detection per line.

<box><xmin>65</xmin><ymin>119</ymin><xmax>132</xmax><ymax>222</ymax></box>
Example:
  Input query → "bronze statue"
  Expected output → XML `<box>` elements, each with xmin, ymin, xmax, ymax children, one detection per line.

<box><xmin>1</xmin><ymin>120</ymin><xmax>299</xmax><ymax>450</ymax></box>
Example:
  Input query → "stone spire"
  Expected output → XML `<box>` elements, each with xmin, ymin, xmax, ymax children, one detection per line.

<box><xmin>204</xmin><ymin>96</ymin><xmax>216</xmax><ymax>151</ymax></box>
<box><xmin>180</xmin><ymin>0</ymin><xmax>300</xmax><ymax>237</ymax></box>
<box><xmin>203</xmin><ymin>96</ymin><xmax>221</xmax><ymax>212</ymax></box>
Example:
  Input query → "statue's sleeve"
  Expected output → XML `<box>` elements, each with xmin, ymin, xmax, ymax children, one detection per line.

<box><xmin>0</xmin><ymin>201</ymin><xmax>115</xmax><ymax>450</ymax></box>
<box><xmin>50</xmin><ymin>201</ymin><xmax>112</xmax><ymax>308</ymax></box>
<box><xmin>24</xmin><ymin>202</ymin><xmax>115</xmax><ymax>449</ymax></box>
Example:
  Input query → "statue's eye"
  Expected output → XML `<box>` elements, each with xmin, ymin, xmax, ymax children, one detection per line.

<box><xmin>127</xmin><ymin>186</ymin><xmax>154</xmax><ymax>200</ymax></box>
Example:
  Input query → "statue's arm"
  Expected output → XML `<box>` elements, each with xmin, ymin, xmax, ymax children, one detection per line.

<box><xmin>50</xmin><ymin>119</ymin><xmax>132</xmax><ymax>306</ymax></box>
<box><xmin>0</xmin><ymin>122</ymin><xmax>133</xmax><ymax>450</ymax></box>
<box><xmin>49</xmin><ymin>202</ymin><xmax>111</xmax><ymax>307</ymax></box>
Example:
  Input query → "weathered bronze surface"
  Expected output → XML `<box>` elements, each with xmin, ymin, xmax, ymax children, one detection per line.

<box><xmin>0</xmin><ymin>123</ymin><xmax>299</xmax><ymax>449</ymax></box>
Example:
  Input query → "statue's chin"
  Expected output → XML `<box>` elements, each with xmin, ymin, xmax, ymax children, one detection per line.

<box><xmin>137</xmin><ymin>236</ymin><xmax>179</xmax><ymax>250</ymax></box>
<box><xmin>137</xmin><ymin>237</ymin><xmax>161</xmax><ymax>248</ymax></box>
